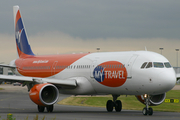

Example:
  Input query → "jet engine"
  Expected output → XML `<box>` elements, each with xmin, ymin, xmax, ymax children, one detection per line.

<box><xmin>29</xmin><ymin>83</ymin><xmax>59</xmax><ymax>106</ymax></box>
<box><xmin>136</xmin><ymin>93</ymin><xmax>166</xmax><ymax>106</ymax></box>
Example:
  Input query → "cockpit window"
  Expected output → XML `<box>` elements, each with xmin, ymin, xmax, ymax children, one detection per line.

<box><xmin>141</xmin><ymin>62</ymin><xmax>172</xmax><ymax>69</ymax></box>
<box><xmin>146</xmin><ymin>62</ymin><xmax>152</xmax><ymax>68</ymax></box>
<box><xmin>154</xmin><ymin>62</ymin><xmax>164</xmax><ymax>68</ymax></box>
<box><xmin>164</xmin><ymin>62</ymin><xmax>172</xmax><ymax>68</ymax></box>
<box><xmin>141</xmin><ymin>62</ymin><xmax>147</xmax><ymax>68</ymax></box>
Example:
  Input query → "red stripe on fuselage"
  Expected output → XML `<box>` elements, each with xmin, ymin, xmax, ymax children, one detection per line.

<box><xmin>15</xmin><ymin>53</ymin><xmax>90</xmax><ymax>77</ymax></box>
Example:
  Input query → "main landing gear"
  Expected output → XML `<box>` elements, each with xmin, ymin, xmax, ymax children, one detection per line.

<box><xmin>106</xmin><ymin>95</ymin><xmax>122</xmax><ymax>112</ymax></box>
<box><xmin>38</xmin><ymin>105</ymin><xmax>54</xmax><ymax>113</ymax></box>
<box><xmin>142</xmin><ymin>94</ymin><xmax>153</xmax><ymax>116</ymax></box>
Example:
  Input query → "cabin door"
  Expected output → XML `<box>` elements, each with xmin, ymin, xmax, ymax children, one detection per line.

<box><xmin>126</xmin><ymin>55</ymin><xmax>138</xmax><ymax>79</ymax></box>
<box><xmin>51</xmin><ymin>61</ymin><xmax>58</xmax><ymax>76</ymax></box>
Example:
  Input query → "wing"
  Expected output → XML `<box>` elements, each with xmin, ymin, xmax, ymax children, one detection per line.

<box><xmin>0</xmin><ymin>64</ymin><xmax>16</xmax><ymax>69</ymax></box>
<box><xmin>176</xmin><ymin>73</ymin><xmax>180</xmax><ymax>80</ymax></box>
<box><xmin>0</xmin><ymin>63</ymin><xmax>77</xmax><ymax>90</ymax></box>
<box><xmin>0</xmin><ymin>75</ymin><xmax>77</xmax><ymax>88</ymax></box>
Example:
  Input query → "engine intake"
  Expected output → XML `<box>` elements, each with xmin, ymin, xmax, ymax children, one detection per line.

<box><xmin>136</xmin><ymin>93</ymin><xmax>166</xmax><ymax>106</ymax></box>
<box><xmin>29</xmin><ymin>83</ymin><xmax>59</xmax><ymax>106</ymax></box>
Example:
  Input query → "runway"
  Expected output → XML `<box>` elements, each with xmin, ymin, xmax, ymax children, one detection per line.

<box><xmin>0</xmin><ymin>85</ymin><xmax>180</xmax><ymax>120</ymax></box>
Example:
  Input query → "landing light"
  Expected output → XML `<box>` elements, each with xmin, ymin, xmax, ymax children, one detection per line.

<box><xmin>143</xmin><ymin>94</ymin><xmax>148</xmax><ymax>98</ymax></box>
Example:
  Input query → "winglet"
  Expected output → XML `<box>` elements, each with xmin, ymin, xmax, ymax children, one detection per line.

<box><xmin>13</xmin><ymin>6</ymin><xmax>35</xmax><ymax>58</ymax></box>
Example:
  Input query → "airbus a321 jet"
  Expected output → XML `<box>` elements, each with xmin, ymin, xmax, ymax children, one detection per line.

<box><xmin>0</xmin><ymin>6</ymin><xmax>176</xmax><ymax>116</ymax></box>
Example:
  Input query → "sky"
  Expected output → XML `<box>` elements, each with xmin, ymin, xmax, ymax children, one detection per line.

<box><xmin>0</xmin><ymin>0</ymin><xmax>180</xmax><ymax>66</ymax></box>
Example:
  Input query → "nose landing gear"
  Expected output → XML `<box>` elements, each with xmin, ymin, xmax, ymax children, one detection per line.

<box><xmin>142</xmin><ymin>94</ymin><xmax>153</xmax><ymax>115</ymax></box>
<box><xmin>143</xmin><ymin>107</ymin><xmax>153</xmax><ymax>115</ymax></box>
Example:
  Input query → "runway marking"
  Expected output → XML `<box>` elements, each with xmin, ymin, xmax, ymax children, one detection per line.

<box><xmin>165</xmin><ymin>99</ymin><xmax>179</xmax><ymax>103</ymax></box>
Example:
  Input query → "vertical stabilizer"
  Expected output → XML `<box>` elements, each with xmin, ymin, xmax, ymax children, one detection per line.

<box><xmin>13</xmin><ymin>6</ymin><xmax>34</xmax><ymax>58</ymax></box>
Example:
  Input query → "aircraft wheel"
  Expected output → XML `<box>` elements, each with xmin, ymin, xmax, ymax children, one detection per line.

<box><xmin>115</xmin><ymin>100</ymin><xmax>122</xmax><ymax>112</ymax></box>
<box><xmin>148</xmin><ymin>107</ymin><xmax>153</xmax><ymax>115</ymax></box>
<box><xmin>106</xmin><ymin>100</ymin><xmax>113</xmax><ymax>112</ymax></box>
<box><xmin>46</xmin><ymin>105</ymin><xmax>54</xmax><ymax>112</ymax></box>
<box><xmin>142</xmin><ymin>107</ymin><xmax>147</xmax><ymax>115</ymax></box>
<box><xmin>38</xmin><ymin>105</ymin><xmax>45</xmax><ymax>112</ymax></box>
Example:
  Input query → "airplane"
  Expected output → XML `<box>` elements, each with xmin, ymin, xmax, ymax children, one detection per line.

<box><xmin>0</xmin><ymin>5</ymin><xmax>176</xmax><ymax>116</ymax></box>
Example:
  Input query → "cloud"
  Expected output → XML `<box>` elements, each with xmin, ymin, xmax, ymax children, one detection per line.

<box><xmin>1</xmin><ymin>1</ymin><xmax>180</xmax><ymax>39</ymax></box>
<box><xmin>0</xmin><ymin>31</ymin><xmax>179</xmax><ymax>66</ymax></box>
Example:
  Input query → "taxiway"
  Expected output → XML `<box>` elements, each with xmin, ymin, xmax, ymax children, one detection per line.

<box><xmin>0</xmin><ymin>85</ymin><xmax>179</xmax><ymax>120</ymax></box>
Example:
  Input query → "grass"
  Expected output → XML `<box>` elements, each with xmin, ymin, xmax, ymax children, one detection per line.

<box><xmin>58</xmin><ymin>90</ymin><xmax>180</xmax><ymax>112</ymax></box>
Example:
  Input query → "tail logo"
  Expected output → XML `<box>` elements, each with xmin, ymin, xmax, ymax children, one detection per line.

<box><xmin>14</xmin><ymin>7</ymin><xmax>34</xmax><ymax>57</ymax></box>
<box><xmin>15</xmin><ymin>28</ymin><xmax>24</xmax><ymax>45</ymax></box>
<box><xmin>93</xmin><ymin>61</ymin><xmax>127</xmax><ymax>87</ymax></box>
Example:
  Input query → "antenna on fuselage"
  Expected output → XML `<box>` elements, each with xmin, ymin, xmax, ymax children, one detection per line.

<box><xmin>145</xmin><ymin>46</ymin><xmax>147</xmax><ymax>51</ymax></box>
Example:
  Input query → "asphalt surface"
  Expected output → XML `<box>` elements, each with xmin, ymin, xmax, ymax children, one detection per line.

<box><xmin>0</xmin><ymin>84</ymin><xmax>180</xmax><ymax>120</ymax></box>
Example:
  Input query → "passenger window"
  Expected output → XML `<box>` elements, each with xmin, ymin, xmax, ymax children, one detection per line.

<box><xmin>164</xmin><ymin>62</ymin><xmax>171</xmax><ymax>68</ymax></box>
<box><xmin>146</xmin><ymin>62</ymin><xmax>152</xmax><ymax>68</ymax></box>
<box><xmin>154</xmin><ymin>62</ymin><xmax>164</xmax><ymax>68</ymax></box>
<box><xmin>141</xmin><ymin>62</ymin><xmax>147</xmax><ymax>69</ymax></box>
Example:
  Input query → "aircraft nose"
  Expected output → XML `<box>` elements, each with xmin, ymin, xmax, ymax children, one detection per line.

<box><xmin>157</xmin><ymin>69</ymin><xmax>176</xmax><ymax>92</ymax></box>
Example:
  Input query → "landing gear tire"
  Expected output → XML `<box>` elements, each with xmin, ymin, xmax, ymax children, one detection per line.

<box><xmin>148</xmin><ymin>107</ymin><xmax>153</xmax><ymax>115</ymax></box>
<box><xmin>142</xmin><ymin>94</ymin><xmax>154</xmax><ymax>116</ymax></box>
<box><xmin>46</xmin><ymin>105</ymin><xmax>54</xmax><ymax>112</ymax></box>
<box><xmin>106</xmin><ymin>95</ymin><xmax>122</xmax><ymax>112</ymax></box>
<box><xmin>142</xmin><ymin>107</ymin><xmax>153</xmax><ymax>116</ymax></box>
<box><xmin>38</xmin><ymin>105</ymin><xmax>45</xmax><ymax>112</ymax></box>
<box><xmin>142</xmin><ymin>107</ymin><xmax>148</xmax><ymax>115</ymax></box>
<box><xmin>106</xmin><ymin>100</ymin><xmax>113</xmax><ymax>112</ymax></box>
<box><xmin>106</xmin><ymin>99</ymin><xmax>122</xmax><ymax>112</ymax></box>
<box><xmin>115</xmin><ymin>100</ymin><xmax>122</xmax><ymax>112</ymax></box>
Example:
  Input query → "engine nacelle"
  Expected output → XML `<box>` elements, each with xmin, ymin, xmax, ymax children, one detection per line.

<box><xmin>136</xmin><ymin>93</ymin><xmax>166</xmax><ymax>106</ymax></box>
<box><xmin>29</xmin><ymin>83</ymin><xmax>59</xmax><ymax>106</ymax></box>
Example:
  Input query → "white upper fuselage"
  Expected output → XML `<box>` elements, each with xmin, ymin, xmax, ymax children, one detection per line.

<box><xmin>12</xmin><ymin>51</ymin><xmax>176</xmax><ymax>96</ymax></box>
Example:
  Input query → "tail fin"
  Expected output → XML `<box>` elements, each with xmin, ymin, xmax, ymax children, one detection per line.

<box><xmin>13</xmin><ymin>6</ymin><xmax>35</xmax><ymax>58</ymax></box>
